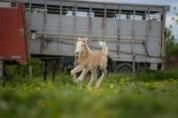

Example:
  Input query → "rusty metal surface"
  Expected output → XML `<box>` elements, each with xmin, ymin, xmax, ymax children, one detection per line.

<box><xmin>0</xmin><ymin>3</ymin><xmax>29</xmax><ymax>64</ymax></box>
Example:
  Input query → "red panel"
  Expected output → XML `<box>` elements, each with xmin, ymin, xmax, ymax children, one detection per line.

<box><xmin>0</xmin><ymin>3</ymin><xmax>29</xmax><ymax>64</ymax></box>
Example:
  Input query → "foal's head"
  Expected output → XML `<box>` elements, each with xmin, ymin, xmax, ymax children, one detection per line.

<box><xmin>75</xmin><ymin>37</ymin><xmax>88</xmax><ymax>56</ymax></box>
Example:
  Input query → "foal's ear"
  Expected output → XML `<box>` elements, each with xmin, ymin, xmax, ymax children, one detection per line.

<box><xmin>78</xmin><ymin>37</ymin><xmax>82</xmax><ymax>41</ymax></box>
<box><xmin>78</xmin><ymin>37</ymin><xmax>88</xmax><ymax>42</ymax></box>
<box><xmin>84</xmin><ymin>37</ymin><xmax>88</xmax><ymax>41</ymax></box>
<box><xmin>83</xmin><ymin>37</ymin><xmax>88</xmax><ymax>43</ymax></box>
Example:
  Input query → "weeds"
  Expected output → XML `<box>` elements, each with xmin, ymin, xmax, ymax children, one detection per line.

<box><xmin>0</xmin><ymin>71</ymin><xmax>178</xmax><ymax>118</ymax></box>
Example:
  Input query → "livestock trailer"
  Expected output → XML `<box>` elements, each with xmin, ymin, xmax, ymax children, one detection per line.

<box><xmin>1</xmin><ymin>0</ymin><xmax>170</xmax><ymax>73</ymax></box>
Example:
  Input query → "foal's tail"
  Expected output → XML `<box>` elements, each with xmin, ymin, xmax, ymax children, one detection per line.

<box><xmin>99</xmin><ymin>41</ymin><xmax>108</xmax><ymax>55</ymax></box>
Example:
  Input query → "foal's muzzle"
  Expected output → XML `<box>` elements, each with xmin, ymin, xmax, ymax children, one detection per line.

<box><xmin>75</xmin><ymin>52</ymin><xmax>79</xmax><ymax>56</ymax></box>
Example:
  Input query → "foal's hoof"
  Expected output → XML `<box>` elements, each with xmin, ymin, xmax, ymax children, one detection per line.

<box><xmin>73</xmin><ymin>79</ymin><xmax>78</xmax><ymax>84</ymax></box>
<box><xmin>95</xmin><ymin>85</ymin><xmax>100</xmax><ymax>89</ymax></box>
<box><xmin>86</xmin><ymin>86</ymin><xmax>92</xmax><ymax>90</ymax></box>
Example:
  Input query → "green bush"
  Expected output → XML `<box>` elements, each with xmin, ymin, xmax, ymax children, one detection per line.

<box><xmin>136</xmin><ymin>69</ymin><xmax>178</xmax><ymax>81</ymax></box>
<box><xmin>6</xmin><ymin>58</ymin><xmax>43</xmax><ymax>78</ymax></box>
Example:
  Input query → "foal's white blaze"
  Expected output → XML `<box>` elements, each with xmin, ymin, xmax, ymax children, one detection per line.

<box><xmin>75</xmin><ymin>41</ymin><xmax>84</xmax><ymax>55</ymax></box>
<box><xmin>75</xmin><ymin>37</ymin><xmax>88</xmax><ymax>55</ymax></box>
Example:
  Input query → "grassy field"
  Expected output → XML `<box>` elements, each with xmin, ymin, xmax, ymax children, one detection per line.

<box><xmin>0</xmin><ymin>71</ymin><xmax>178</xmax><ymax>118</ymax></box>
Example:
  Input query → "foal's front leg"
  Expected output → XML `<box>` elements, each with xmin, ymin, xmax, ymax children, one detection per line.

<box><xmin>71</xmin><ymin>66</ymin><xmax>82</xmax><ymax>84</ymax></box>
<box><xmin>78</xmin><ymin>69</ymin><xmax>89</xmax><ymax>88</ymax></box>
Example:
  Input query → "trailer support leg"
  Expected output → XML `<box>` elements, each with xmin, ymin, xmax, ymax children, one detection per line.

<box><xmin>0</xmin><ymin>60</ymin><xmax>3</xmax><ymax>78</ymax></box>
<box><xmin>43</xmin><ymin>60</ymin><xmax>48</xmax><ymax>81</ymax></box>
<box><xmin>29</xmin><ymin>65</ymin><xmax>33</xmax><ymax>79</ymax></box>
<box><xmin>52</xmin><ymin>60</ymin><xmax>57</xmax><ymax>81</ymax></box>
<box><xmin>132</xmin><ymin>55</ymin><xmax>136</xmax><ymax>78</ymax></box>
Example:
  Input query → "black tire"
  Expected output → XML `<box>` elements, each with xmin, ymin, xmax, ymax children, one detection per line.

<box><xmin>115</xmin><ymin>63</ymin><xmax>132</xmax><ymax>73</ymax></box>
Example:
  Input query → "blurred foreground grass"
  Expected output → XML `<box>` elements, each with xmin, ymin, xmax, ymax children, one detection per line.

<box><xmin>0</xmin><ymin>71</ymin><xmax>178</xmax><ymax>118</ymax></box>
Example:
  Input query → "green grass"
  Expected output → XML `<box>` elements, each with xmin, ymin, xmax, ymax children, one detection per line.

<box><xmin>0</xmin><ymin>72</ymin><xmax>178</xmax><ymax>118</ymax></box>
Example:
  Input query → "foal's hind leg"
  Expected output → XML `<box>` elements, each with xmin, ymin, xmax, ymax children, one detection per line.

<box><xmin>95</xmin><ymin>67</ymin><xmax>107</xmax><ymax>89</ymax></box>
<box><xmin>87</xmin><ymin>68</ymin><xmax>97</xmax><ymax>88</ymax></box>
<box><xmin>78</xmin><ymin>69</ymin><xmax>89</xmax><ymax>88</ymax></box>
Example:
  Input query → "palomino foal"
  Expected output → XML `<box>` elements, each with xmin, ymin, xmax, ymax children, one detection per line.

<box><xmin>71</xmin><ymin>37</ymin><xmax>108</xmax><ymax>88</ymax></box>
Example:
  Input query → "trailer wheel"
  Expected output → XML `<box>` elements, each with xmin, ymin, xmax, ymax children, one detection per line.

<box><xmin>115</xmin><ymin>63</ymin><xmax>132</xmax><ymax>73</ymax></box>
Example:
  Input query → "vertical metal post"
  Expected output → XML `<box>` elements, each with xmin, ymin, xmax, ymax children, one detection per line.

<box><xmin>145</xmin><ymin>10</ymin><xmax>148</xmax><ymax>51</ymax></box>
<box><xmin>58</xmin><ymin>0</ymin><xmax>62</xmax><ymax>51</ymax></box>
<box><xmin>73</xmin><ymin>3</ymin><xmax>78</xmax><ymax>67</ymax></box>
<box><xmin>51</xmin><ymin>60</ymin><xmax>56</xmax><ymax>81</ymax></box>
<box><xmin>28</xmin><ymin>0</ymin><xmax>32</xmax><ymax>40</ymax></box>
<box><xmin>147</xmin><ymin>9</ymin><xmax>151</xmax><ymax>35</ymax></box>
<box><xmin>43</xmin><ymin>60</ymin><xmax>48</xmax><ymax>81</ymax></box>
<box><xmin>161</xmin><ymin>8</ymin><xmax>166</xmax><ymax>70</ymax></box>
<box><xmin>29</xmin><ymin>65</ymin><xmax>32</xmax><ymax>79</ymax></box>
<box><xmin>117</xmin><ymin>6</ymin><xmax>121</xmax><ymax>59</ymax></box>
<box><xmin>73</xmin><ymin>3</ymin><xmax>77</xmax><ymax>42</ymax></box>
<box><xmin>103</xmin><ymin>4</ymin><xmax>107</xmax><ymax>42</ymax></box>
<box><xmin>41</xmin><ymin>0</ymin><xmax>47</xmax><ymax>53</ymax></box>
<box><xmin>132</xmin><ymin>8</ymin><xmax>136</xmax><ymax>75</ymax></box>
<box><xmin>0</xmin><ymin>60</ymin><xmax>3</xmax><ymax>77</ymax></box>
<box><xmin>88</xmin><ymin>3</ymin><xmax>92</xmax><ymax>41</ymax></box>
<box><xmin>145</xmin><ymin>9</ymin><xmax>150</xmax><ymax>63</ymax></box>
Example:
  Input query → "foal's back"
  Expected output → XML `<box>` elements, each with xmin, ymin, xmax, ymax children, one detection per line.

<box><xmin>89</xmin><ymin>50</ymin><xmax>107</xmax><ymax>67</ymax></box>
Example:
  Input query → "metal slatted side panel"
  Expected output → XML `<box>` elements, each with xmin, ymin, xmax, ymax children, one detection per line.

<box><xmin>29</xmin><ymin>16</ymin><xmax>162</xmax><ymax>61</ymax></box>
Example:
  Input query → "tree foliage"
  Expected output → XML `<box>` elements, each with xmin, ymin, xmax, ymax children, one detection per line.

<box><xmin>166</xmin><ymin>28</ymin><xmax>178</xmax><ymax>57</ymax></box>
<box><xmin>166</xmin><ymin>7</ymin><xmax>178</xmax><ymax>57</ymax></box>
